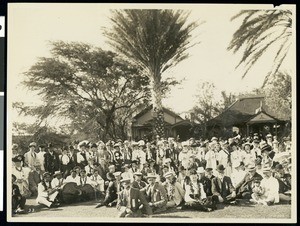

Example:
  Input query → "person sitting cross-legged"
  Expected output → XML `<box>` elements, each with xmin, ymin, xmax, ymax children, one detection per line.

<box><xmin>211</xmin><ymin>164</ymin><xmax>237</xmax><ymax>208</ymax></box>
<box><xmin>12</xmin><ymin>174</ymin><xmax>26</xmax><ymax>214</ymax></box>
<box><xmin>144</xmin><ymin>173</ymin><xmax>168</xmax><ymax>214</ymax></box>
<box><xmin>180</xmin><ymin>169</ymin><xmax>213</xmax><ymax>212</ymax></box>
<box><xmin>116</xmin><ymin>177</ymin><xmax>152</xmax><ymax>218</ymax></box>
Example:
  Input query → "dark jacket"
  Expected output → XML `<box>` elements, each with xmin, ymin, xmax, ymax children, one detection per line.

<box><xmin>212</xmin><ymin>176</ymin><xmax>235</xmax><ymax>198</ymax></box>
<box><xmin>236</xmin><ymin>172</ymin><xmax>263</xmax><ymax>194</ymax></box>
<box><xmin>44</xmin><ymin>151</ymin><xmax>60</xmax><ymax>174</ymax></box>
<box><xmin>199</xmin><ymin>176</ymin><xmax>213</xmax><ymax>196</ymax></box>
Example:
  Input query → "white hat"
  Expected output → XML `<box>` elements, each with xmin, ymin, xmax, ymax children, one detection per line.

<box><xmin>211</xmin><ymin>137</ymin><xmax>218</xmax><ymax>142</ymax></box>
<box><xmin>113</xmin><ymin>171</ymin><xmax>122</xmax><ymax>177</ymax></box>
<box><xmin>138</xmin><ymin>140</ymin><xmax>145</xmax><ymax>146</ymax></box>
<box><xmin>196</xmin><ymin>167</ymin><xmax>205</xmax><ymax>174</ymax></box>
<box><xmin>29</xmin><ymin>142</ymin><xmax>37</xmax><ymax>147</ymax></box>
<box><xmin>164</xmin><ymin>171</ymin><xmax>175</xmax><ymax>178</ymax></box>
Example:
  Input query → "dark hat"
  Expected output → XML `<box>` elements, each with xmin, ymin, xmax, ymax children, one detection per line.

<box><xmin>12</xmin><ymin>155</ymin><xmax>23</xmax><ymax>163</ymax></box>
<box><xmin>80</xmin><ymin>169</ymin><xmax>86</xmax><ymax>173</ymax></box>
<box><xmin>106</xmin><ymin>172</ymin><xmax>115</xmax><ymax>181</ymax></box>
<box><xmin>189</xmin><ymin>169</ymin><xmax>197</xmax><ymax>175</ymax></box>
<box><xmin>73</xmin><ymin>166</ymin><xmax>81</xmax><ymax>171</ymax></box>
<box><xmin>253</xmin><ymin>139</ymin><xmax>260</xmax><ymax>144</ymax></box>
<box><xmin>205</xmin><ymin>167</ymin><xmax>213</xmax><ymax>172</ymax></box>
<box><xmin>261</xmin><ymin>143</ymin><xmax>272</xmax><ymax>153</ymax></box>
<box><xmin>39</xmin><ymin>144</ymin><xmax>46</xmax><ymax>148</ymax></box>
<box><xmin>90</xmin><ymin>143</ymin><xmax>97</xmax><ymax>148</ymax></box>
<box><xmin>253</xmin><ymin>177</ymin><xmax>261</xmax><ymax>183</ymax></box>
<box><xmin>230</xmin><ymin>142</ymin><xmax>238</xmax><ymax>147</ymax></box>
<box><xmin>216</xmin><ymin>164</ymin><xmax>226</xmax><ymax>172</ymax></box>
<box><xmin>131</xmin><ymin>160</ymin><xmax>139</xmax><ymax>164</ymax></box>
<box><xmin>275</xmin><ymin>164</ymin><xmax>284</xmax><ymax>170</ymax></box>
<box><xmin>43</xmin><ymin>172</ymin><xmax>51</xmax><ymax>178</ymax></box>
<box><xmin>178</xmin><ymin>166</ymin><xmax>186</xmax><ymax>171</ymax></box>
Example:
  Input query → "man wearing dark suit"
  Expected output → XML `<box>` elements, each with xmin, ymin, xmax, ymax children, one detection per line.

<box><xmin>211</xmin><ymin>164</ymin><xmax>236</xmax><ymax>207</ymax></box>
<box><xmin>44</xmin><ymin>144</ymin><xmax>60</xmax><ymax>175</ymax></box>
<box><xmin>117</xmin><ymin>177</ymin><xmax>152</xmax><ymax>218</ymax></box>
<box><xmin>235</xmin><ymin>164</ymin><xmax>263</xmax><ymax>199</ymax></box>
<box><xmin>131</xmin><ymin>171</ymin><xmax>147</xmax><ymax>191</ymax></box>
<box><xmin>144</xmin><ymin>173</ymin><xmax>168</xmax><ymax>214</ymax></box>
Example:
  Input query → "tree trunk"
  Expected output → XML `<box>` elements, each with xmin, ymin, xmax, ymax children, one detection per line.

<box><xmin>150</xmin><ymin>75</ymin><xmax>165</xmax><ymax>139</ymax></box>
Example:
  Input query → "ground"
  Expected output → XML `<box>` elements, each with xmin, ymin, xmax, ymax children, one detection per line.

<box><xmin>12</xmin><ymin>198</ymin><xmax>291</xmax><ymax>220</ymax></box>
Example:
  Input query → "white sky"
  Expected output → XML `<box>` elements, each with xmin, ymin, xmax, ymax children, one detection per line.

<box><xmin>7</xmin><ymin>3</ymin><xmax>296</xmax><ymax>126</ymax></box>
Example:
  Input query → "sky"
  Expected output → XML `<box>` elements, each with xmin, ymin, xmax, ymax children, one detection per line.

<box><xmin>7</xmin><ymin>3</ymin><xmax>296</xmax><ymax>126</ymax></box>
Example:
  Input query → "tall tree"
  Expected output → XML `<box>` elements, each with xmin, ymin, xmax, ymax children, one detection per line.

<box><xmin>17</xmin><ymin>41</ymin><xmax>151</xmax><ymax>141</ymax></box>
<box><xmin>228</xmin><ymin>9</ymin><xmax>292</xmax><ymax>85</ymax></box>
<box><xmin>104</xmin><ymin>9</ymin><xmax>198</xmax><ymax>138</ymax></box>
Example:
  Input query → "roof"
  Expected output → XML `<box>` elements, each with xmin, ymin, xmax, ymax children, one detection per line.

<box><xmin>207</xmin><ymin>95</ymin><xmax>287</xmax><ymax>127</ymax></box>
<box><xmin>132</xmin><ymin>105</ymin><xmax>184</xmax><ymax>121</ymax></box>
<box><xmin>246</xmin><ymin>111</ymin><xmax>282</xmax><ymax>125</ymax></box>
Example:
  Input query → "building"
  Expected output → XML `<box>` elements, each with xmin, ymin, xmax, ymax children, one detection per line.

<box><xmin>206</xmin><ymin>95</ymin><xmax>290</xmax><ymax>138</ymax></box>
<box><xmin>131</xmin><ymin>105</ymin><xmax>192</xmax><ymax>141</ymax></box>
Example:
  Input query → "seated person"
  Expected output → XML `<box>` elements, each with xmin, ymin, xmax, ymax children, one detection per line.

<box><xmin>197</xmin><ymin>167</ymin><xmax>213</xmax><ymax>196</ymax></box>
<box><xmin>257</xmin><ymin>166</ymin><xmax>279</xmax><ymax>206</ymax></box>
<box><xmin>273</xmin><ymin>164</ymin><xmax>291</xmax><ymax>203</ymax></box>
<box><xmin>28</xmin><ymin>164</ymin><xmax>42</xmax><ymax>197</ymax></box>
<box><xmin>95</xmin><ymin>172</ymin><xmax>118</xmax><ymax>208</ymax></box>
<box><xmin>144</xmin><ymin>173</ymin><xmax>168</xmax><ymax>213</ymax></box>
<box><xmin>12</xmin><ymin>174</ymin><xmax>26</xmax><ymax>214</ymax></box>
<box><xmin>116</xmin><ymin>177</ymin><xmax>152</xmax><ymax>218</ymax></box>
<box><xmin>181</xmin><ymin>169</ymin><xmax>213</xmax><ymax>212</ymax></box>
<box><xmin>131</xmin><ymin>171</ymin><xmax>147</xmax><ymax>191</ymax></box>
<box><xmin>250</xmin><ymin>178</ymin><xmax>266</xmax><ymax>204</ymax></box>
<box><xmin>65</xmin><ymin>169</ymin><xmax>80</xmax><ymax>184</ymax></box>
<box><xmin>36</xmin><ymin>172</ymin><xmax>60</xmax><ymax>208</ymax></box>
<box><xmin>164</xmin><ymin>171</ymin><xmax>185</xmax><ymax>208</ymax></box>
<box><xmin>211</xmin><ymin>165</ymin><xmax>237</xmax><ymax>207</ymax></box>
<box><xmin>51</xmin><ymin>171</ymin><xmax>66</xmax><ymax>204</ymax></box>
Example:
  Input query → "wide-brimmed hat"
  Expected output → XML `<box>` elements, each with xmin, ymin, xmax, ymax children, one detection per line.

<box><xmin>43</xmin><ymin>172</ymin><xmax>51</xmax><ymax>178</ymax></box>
<box><xmin>196</xmin><ymin>167</ymin><xmax>205</xmax><ymax>174</ymax></box>
<box><xmin>261</xmin><ymin>143</ymin><xmax>272</xmax><ymax>153</ymax></box>
<box><xmin>106</xmin><ymin>172</ymin><xmax>115</xmax><ymax>181</ymax></box>
<box><xmin>53</xmin><ymin>171</ymin><xmax>62</xmax><ymax>177</ymax></box>
<box><xmin>216</xmin><ymin>164</ymin><xmax>226</xmax><ymax>172</ymax></box>
<box><xmin>120</xmin><ymin>177</ymin><xmax>131</xmax><ymax>183</ymax></box>
<box><xmin>146</xmin><ymin>173</ymin><xmax>157</xmax><ymax>179</ymax></box>
<box><xmin>164</xmin><ymin>171</ymin><xmax>175</xmax><ymax>178</ymax></box>
<box><xmin>29</xmin><ymin>142</ymin><xmax>37</xmax><ymax>147</ymax></box>
<box><xmin>12</xmin><ymin>155</ymin><xmax>23</xmax><ymax>163</ymax></box>
<box><xmin>133</xmin><ymin>171</ymin><xmax>143</xmax><ymax>176</ymax></box>
<box><xmin>113</xmin><ymin>171</ymin><xmax>122</xmax><ymax>177</ymax></box>
<box><xmin>246</xmin><ymin>164</ymin><xmax>256</xmax><ymax>171</ymax></box>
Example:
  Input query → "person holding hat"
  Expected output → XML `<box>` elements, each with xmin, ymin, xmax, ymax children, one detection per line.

<box><xmin>257</xmin><ymin>166</ymin><xmax>279</xmax><ymax>205</ymax></box>
<box><xmin>132</xmin><ymin>171</ymin><xmax>147</xmax><ymax>191</ymax></box>
<box><xmin>116</xmin><ymin>176</ymin><xmax>152</xmax><ymax>218</ymax></box>
<box><xmin>12</xmin><ymin>174</ymin><xmax>26</xmax><ymax>214</ymax></box>
<box><xmin>234</xmin><ymin>164</ymin><xmax>263</xmax><ymax>200</ymax></box>
<box><xmin>95</xmin><ymin>172</ymin><xmax>118</xmax><ymax>208</ymax></box>
<box><xmin>12</xmin><ymin>156</ymin><xmax>31</xmax><ymax>198</ymax></box>
<box><xmin>44</xmin><ymin>144</ymin><xmax>60</xmax><ymax>175</ymax></box>
<box><xmin>144</xmin><ymin>173</ymin><xmax>168</xmax><ymax>214</ymax></box>
<box><xmin>36</xmin><ymin>172</ymin><xmax>60</xmax><ymax>208</ymax></box>
<box><xmin>211</xmin><ymin>164</ymin><xmax>236</xmax><ymax>206</ymax></box>
<box><xmin>164</xmin><ymin>171</ymin><xmax>185</xmax><ymax>209</ymax></box>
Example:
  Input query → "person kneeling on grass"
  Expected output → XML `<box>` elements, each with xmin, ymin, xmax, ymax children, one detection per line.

<box><xmin>180</xmin><ymin>169</ymin><xmax>213</xmax><ymax>212</ymax></box>
<box><xmin>116</xmin><ymin>177</ymin><xmax>152</xmax><ymax>218</ymax></box>
<box><xmin>211</xmin><ymin>164</ymin><xmax>237</xmax><ymax>208</ymax></box>
<box><xmin>12</xmin><ymin>174</ymin><xmax>26</xmax><ymax>214</ymax></box>
<box><xmin>36</xmin><ymin>172</ymin><xmax>60</xmax><ymax>208</ymax></box>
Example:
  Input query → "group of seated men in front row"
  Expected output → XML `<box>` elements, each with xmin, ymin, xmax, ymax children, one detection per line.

<box><xmin>12</xmin><ymin>134</ymin><xmax>292</xmax><ymax>217</ymax></box>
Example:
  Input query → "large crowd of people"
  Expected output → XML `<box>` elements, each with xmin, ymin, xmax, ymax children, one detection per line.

<box><xmin>11</xmin><ymin>133</ymin><xmax>292</xmax><ymax>217</ymax></box>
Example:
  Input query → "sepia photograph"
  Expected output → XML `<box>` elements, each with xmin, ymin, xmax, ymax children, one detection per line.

<box><xmin>6</xmin><ymin>3</ymin><xmax>296</xmax><ymax>223</ymax></box>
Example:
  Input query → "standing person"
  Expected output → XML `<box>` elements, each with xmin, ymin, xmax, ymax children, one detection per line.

<box><xmin>37</xmin><ymin>144</ymin><xmax>46</xmax><ymax>173</ymax></box>
<box><xmin>76</xmin><ymin>142</ymin><xmax>89</xmax><ymax>169</ymax></box>
<box><xmin>36</xmin><ymin>172</ymin><xmax>60</xmax><ymax>208</ymax></box>
<box><xmin>181</xmin><ymin>169</ymin><xmax>213</xmax><ymax>212</ymax></box>
<box><xmin>164</xmin><ymin>171</ymin><xmax>185</xmax><ymax>209</ymax></box>
<box><xmin>205</xmin><ymin>144</ymin><xmax>217</xmax><ymax>174</ymax></box>
<box><xmin>243</xmin><ymin>142</ymin><xmax>256</xmax><ymax>166</ymax></box>
<box><xmin>60</xmin><ymin>147</ymin><xmax>71</xmax><ymax>178</ymax></box>
<box><xmin>211</xmin><ymin>165</ymin><xmax>237</xmax><ymax>207</ymax></box>
<box><xmin>217</xmin><ymin>141</ymin><xmax>232</xmax><ymax>176</ymax></box>
<box><xmin>12</xmin><ymin>156</ymin><xmax>31</xmax><ymax>198</ymax></box>
<box><xmin>252</xmin><ymin>139</ymin><xmax>262</xmax><ymax>157</ymax></box>
<box><xmin>24</xmin><ymin>142</ymin><xmax>40</xmax><ymax>170</ymax></box>
<box><xmin>230</xmin><ymin>142</ymin><xmax>246</xmax><ymax>173</ymax></box>
<box><xmin>144</xmin><ymin>173</ymin><xmax>168</xmax><ymax>214</ymax></box>
<box><xmin>44</xmin><ymin>144</ymin><xmax>60</xmax><ymax>175</ymax></box>
<box><xmin>116</xmin><ymin>177</ymin><xmax>152</xmax><ymax>218</ymax></box>
<box><xmin>12</xmin><ymin>174</ymin><xmax>26</xmax><ymax>214</ymax></box>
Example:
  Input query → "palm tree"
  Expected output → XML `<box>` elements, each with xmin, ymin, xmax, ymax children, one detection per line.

<box><xmin>228</xmin><ymin>9</ymin><xmax>292</xmax><ymax>86</ymax></box>
<box><xmin>104</xmin><ymin>9</ymin><xmax>198</xmax><ymax>138</ymax></box>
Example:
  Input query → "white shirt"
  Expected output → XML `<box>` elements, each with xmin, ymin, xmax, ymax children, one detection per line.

<box><xmin>89</xmin><ymin>175</ymin><xmax>105</xmax><ymax>191</ymax></box>
<box><xmin>231</xmin><ymin>169</ymin><xmax>247</xmax><ymax>187</ymax></box>
<box><xmin>260</xmin><ymin>176</ymin><xmax>279</xmax><ymax>203</ymax></box>
<box><xmin>205</xmin><ymin>150</ymin><xmax>217</xmax><ymax>169</ymax></box>
<box><xmin>65</xmin><ymin>175</ymin><xmax>80</xmax><ymax>184</ymax></box>
<box><xmin>184</xmin><ymin>182</ymin><xmax>206</xmax><ymax>202</ymax></box>
<box><xmin>51</xmin><ymin>177</ymin><xmax>65</xmax><ymax>188</ymax></box>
